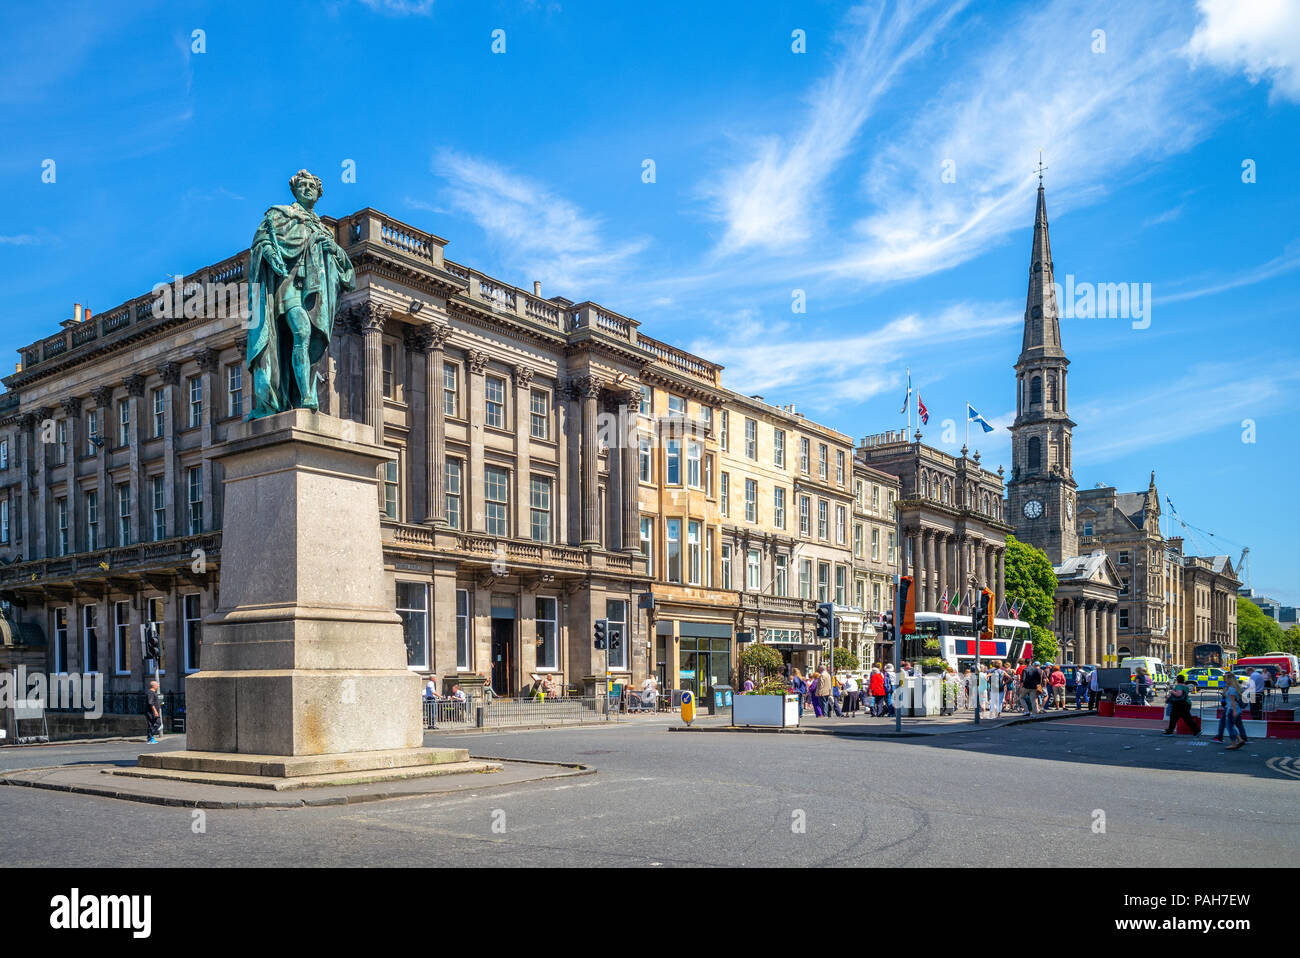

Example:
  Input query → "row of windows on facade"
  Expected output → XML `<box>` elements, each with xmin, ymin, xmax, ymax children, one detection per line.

<box><xmin>394</xmin><ymin>582</ymin><xmax>633</xmax><ymax>674</ymax></box>
<box><xmin>916</xmin><ymin>472</ymin><xmax>1002</xmax><ymax>517</ymax></box>
<box><xmin>9</xmin><ymin>466</ymin><xmax>205</xmax><ymax>555</ymax></box>
<box><xmin>48</xmin><ymin>595</ymin><xmax>201</xmax><ymax>676</ymax></box>
<box><xmin>16</xmin><ymin>369</ymin><xmax>249</xmax><ymax>462</ymax></box>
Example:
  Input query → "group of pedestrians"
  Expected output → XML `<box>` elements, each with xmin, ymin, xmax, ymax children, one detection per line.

<box><xmin>787</xmin><ymin>663</ymin><xmax>909</xmax><ymax>719</ymax></box>
<box><xmin>943</xmin><ymin>659</ymin><xmax>1085</xmax><ymax>716</ymax></box>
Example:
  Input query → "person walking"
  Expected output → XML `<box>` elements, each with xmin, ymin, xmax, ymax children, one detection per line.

<box><xmin>1162</xmin><ymin>674</ymin><xmax>1200</xmax><ymax>736</ymax></box>
<box><xmin>144</xmin><ymin>680</ymin><xmax>162</xmax><ymax>744</ymax></box>
<box><xmin>869</xmin><ymin>667</ymin><xmax>886</xmax><ymax>716</ymax></box>
<box><xmin>1223</xmin><ymin>673</ymin><xmax>1248</xmax><ymax>750</ymax></box>
<box><xmin>1135</xmin><ymin>667</ymin><xmax>1152</xmax><ymax>706</ymax></box>
<box><xmin>843</xmin><ymin>672</ymin><xmax>859</xmax><ymax>715</ymax></box>
<box><xmin>1020</xmin><ymin>660</ymin><xmax>1043</xmax><ymax>715</ymax></box>
<box><xmin>815</xmin><ymin>667</ymin><xmax>833</xmax><ymax>718</ymax></box>
<box><xmin>1278</xmin><ymin>669</ymin><xmax>1292</xmax><ymax>704</ymax></box>
<box><xmin>791</xmin><ymin>668</ymin><xmax>808</xmax><ymax>717</ymax></box>
<box><xmin>883</xmin><ymin>664</ymin><xmax>897</xmax><ymax>717</ymax></box>
<box><xmin>987</xmin><ymin>662</ymin><xmax>1005</xmax><ymax>719</ymax></box>
<box><xmin>1049</xmin><ymin>663</ymin><xmax>1066</xmax><ymax>710</ymax></box>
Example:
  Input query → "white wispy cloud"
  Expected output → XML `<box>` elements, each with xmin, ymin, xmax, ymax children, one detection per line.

<box><xmin>0</xmin><ymin>234</ymin><xmax>40</xmax><ymax>246</ymax></box>
<box><xmin>425</xmin><ymin>149</ymin><xmax>649</xmax><ymax>292</ymax></box>
<box><xmin>1073</xmin><ymin>360</ymin><xmax>1300</xmax><ymax>462</ymax></box>
<box><xmin>1157</xmin><ymin>243</ymin><xmax>1300</xmax><ymax>304</ymax></box>
<box><xmin>825</xmin><ymin>0</ymin><xmax>1211</xmax><ymax>285</ymax></box>
<box><xmin>358</xmin><ymin>0</ymin><xmax>435</xmax><ymax>15</ymax></box>
<box><xmin>690</xmin><ymin>300</ymin><xmax>1019</xmax><ymax>410</ymax></box>
<box><xmin>1187</xmin><ymin>0</ymin><xmax>1300</xmax><ymax>103</ymax></box>
<box><xmin>700</xmin><ymin>0</ymin><xmax>967</xmax><ymax>256</ymax></box>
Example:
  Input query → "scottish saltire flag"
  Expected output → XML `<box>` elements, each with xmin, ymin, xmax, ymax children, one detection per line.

<box><xmin>1166</xmin><ymin>496</ymin><xmax>1179</xmax><ymax>519</ymax></box>
<box><xmin>967</xmin><ymin>404</ymin><xmax>994</xmax><ymax>433</ymax></box>
<box><xmin>996</xmin><ymin>598</ymin><xmax>1008</xmax><ymax>618</ymax></box>
<box><xmin>917</xmin><ymin>395</ymin><xmax>929</xmax><ymax>424</ymax></box>
<box><xmin>900</xmin><ymin>368</ymin><xmax>911</xmax><ymax>414</ymax></box>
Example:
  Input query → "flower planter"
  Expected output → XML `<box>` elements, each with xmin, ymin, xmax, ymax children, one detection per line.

<box><xmin>733</xmin><ymin>693</ymin><xmax>800</xmax><ymax>728</ymax></box>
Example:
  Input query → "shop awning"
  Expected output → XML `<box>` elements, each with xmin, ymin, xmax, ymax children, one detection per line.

<box><xmin>763</xmin><ymin>641</ymin><xmax>824</xmax><ymax>652</ymax></box>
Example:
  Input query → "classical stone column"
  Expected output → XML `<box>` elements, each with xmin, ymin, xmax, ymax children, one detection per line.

<box><xmin>956</xmin><ymin>534</ymin><xmax>969</xmax><ymax>606</ymax></box>
<box><xmin>61</xmin><ymin>397</ymin><xmax>82</xmax><ymax>553</ymax></box>
<box><xmin>358</xmin><ymin>302</ymin><xmax>390</xmax><ymax>445</ymax></box>
<box><xmin>621</xmin><ymin>389</ymin><xmax>639</xmax><ymax>555</ymax></box>
<box><xmin>123</xmin><ymin>375</ymin><xmax>145</xmax><ymax>544</ymax></box>
<box><xmin>467</xmin><ymin>349</ymin><xmax>488</xmax><ymax>533</ymax></box>
<box><xmin>91</xmin><ymin>386</ymin><xmax>113</xmax><ymax>546</ymax></box>
<box><xmin>936</xmin><ymin>532</ymin><xmax>949</xmax><ymax>607</ymax></box>
<box><xmin>910</xmin><ymin>529</ymin><xmax>922</xmax><ymax>597</ymax></box>
<box><xmin>195</xmin><ymin>348</ymin><xmax>219</xmax><ymax>528</ymax></box>
<box><xmin>157</xmin><ymin>361</ymin><xmax>180</xmax><ymax>538</ymax></box>
<box><xmin>1074</xmin><ymin>601</ymin><xmax>1086</xmax><ymax>664</ymax></box>
<box><xmin>579</xmin><ymin>377</ymin><xmax>601</xmax><ymax>546</ymax></box>
<box><xmin>424</xmin><ymin>325</ymin><xmax>452</xmax><ymax>525</ymax></box>
<box><xmin>920</xmin><ymin>530</ymin><xmax>933</xmax><ymax>610</ymax></box>
<box><xmin>18</xmin><ymin>414</ymin><xmax>36</xmax><ymax>553</ymax></box>
<box><xmin>513</xmin><ymin>364</ymin><xmax>535</xmax><ymax>539</ymax></box>
<box><xmin>997</xmin><ymin>548</ymin><xmax>1006</xmax><ymax>609</ymax></box>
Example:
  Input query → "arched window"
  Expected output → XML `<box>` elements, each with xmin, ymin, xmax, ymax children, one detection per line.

<box><xmin>1030</xmin><ymin>376</ymin><xmax>1042</xmax><ymax>405</ymax></box>
<box><xmin>1028</xmin><ymin>436</ymin><xmax>1041</xmax><ymax>470</ymax></box>
<box><xmin>1048</xmin><ymin>376</ymin><xmax>1057</xmax><ymax>406</ymax></box>
<box><xmin>921</xmin><ymin>474</ymin><xmax>929</xmax><ymax>498</ymax></box>
<box><xmin>942</xmin><ymin>479</ymin><xmax>951</xmax><ymax>504</ymax></box>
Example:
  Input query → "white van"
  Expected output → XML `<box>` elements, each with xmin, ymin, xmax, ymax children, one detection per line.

<box><xmin>1120</xmin><ymin>656</ymin><xmax>1169</xmax><ymax>689</ymax></box>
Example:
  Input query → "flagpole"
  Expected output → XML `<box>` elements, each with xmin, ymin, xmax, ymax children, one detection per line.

<box><xmin>965</xmin><ymin>402</ymin><xmax>970</xmax><ymax>452</ymax></box>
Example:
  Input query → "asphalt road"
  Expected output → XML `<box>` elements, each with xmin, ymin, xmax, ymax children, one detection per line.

<box><xmin>0</xmin><ymin>720</ymin><xmax>1296</xmax><ymax>867</ymax></box>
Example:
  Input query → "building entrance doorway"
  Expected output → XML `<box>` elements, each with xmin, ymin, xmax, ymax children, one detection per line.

<box><xmin>678</xmin><ymin>636</ymin><xmax>731</xmax><ymax>712</ymax></box>
<box><xmin>491</xmin><ymin>618</ymin><xmax>514</xmax><ymax>696</ymax></box>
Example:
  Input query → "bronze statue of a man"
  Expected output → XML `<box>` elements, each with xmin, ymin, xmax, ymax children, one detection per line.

<box><xmin>246</xmin><ymin>170</ymin><xmax>354</xmax><ymax>418</ymax></box>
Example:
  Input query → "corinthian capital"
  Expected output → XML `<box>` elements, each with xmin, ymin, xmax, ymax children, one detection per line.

<box><xmin>157</xmin><ymin>362</ymin><xmax>180</xmax><ymax>385</ymax></box>
<box><xmin>61</xmin><ymin>397</ymin><xmax>82</xmax><ymax>417</ymax></box>
<box><xmin>355</xmin><ymin>301</ymin><xmax>392</xmax><ymax>333</ymax></box>
<box><xmin>513</xmin><ymin>365</ymin><xmax>535</xmax><ymax>389</ymax></box>
<box><xmin>123</xmin><ymin>374</ymin><xmax>146</xmax><ymax>397</ymax></box>
<box><xmin>467</xmin><ymin>350</ymin><xmax>490</xmax><ymax>375</ymax></box>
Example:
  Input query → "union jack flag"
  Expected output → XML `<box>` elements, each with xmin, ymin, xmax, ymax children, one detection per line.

<box><xmin>917</xmin><ymin>395</ymin><xmax>929</xmax><ymax>424</ymax></box>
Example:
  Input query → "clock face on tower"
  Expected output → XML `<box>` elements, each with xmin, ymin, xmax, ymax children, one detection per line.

<box><xmin>1066</xmin><ymin>499</ymin><xmax>1073</xmax><ymax>520</ymax></box>
<box><xmin>1023</xmin><ymin>499</ymin><xmax>1044</xmax><ymax>520</ymax></box>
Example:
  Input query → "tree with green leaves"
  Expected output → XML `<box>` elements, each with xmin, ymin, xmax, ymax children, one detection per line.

<box><xmin>1003</xmin><ymin>535</ymin><xmax>1059</xmax><ymax>661</ymax></box>
<box><xmin>1004</xmin><ymin>535</ymin><xmax>1057</xmax><ymax>628</ymax></box>
<box><xmin>1237</xmin><ymin>597</ymin><xmax>1286</xmax><ymax>657</ymax></box>
<box><xmin>832</xmin><ymin>647</ymin><xmax>860</xmax><ymax>671</ymax></box>
<box><xmin>740</xmin><ymin>641</ymin><xmax>784</xmax><ymax>681</ymax></box>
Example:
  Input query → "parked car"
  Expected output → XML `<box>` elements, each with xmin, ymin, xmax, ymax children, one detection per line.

<box><xmin>1176</xmin><ymin>666</ymin><xmax>1229</xmax><ymax>689</ymax></box>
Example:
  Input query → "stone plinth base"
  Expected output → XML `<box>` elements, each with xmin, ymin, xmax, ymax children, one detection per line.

<box><xmin>122</xmin><ymin>746</ymin><xmax>492</xmax><ymax>790</ymax></box>
<box><xmin>155</xmin><ymin>410</ymin><xmax>426</xmax><ymax>770</ymax></box>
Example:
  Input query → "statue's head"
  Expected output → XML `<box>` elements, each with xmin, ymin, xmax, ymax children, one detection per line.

<box><xmin>289</xmin><ymin>169</ymin><xmax>324</xmax><ymax>208</ymax></box>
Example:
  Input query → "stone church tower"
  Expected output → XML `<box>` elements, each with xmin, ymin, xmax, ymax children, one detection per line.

<box><xmin>1008</xmin><ymin>181</ymin><xmax>1078</xmax><ymax>564</ymax></box>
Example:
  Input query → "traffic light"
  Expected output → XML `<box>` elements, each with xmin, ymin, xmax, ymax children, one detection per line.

<box><xmin>979</xmin><ymin>588</ymin><xmax>995</xmax><ymax>639</ymax></box>
<box><xmin>145</xmin><ymin>623</ymin><xmax>161</xmax><ymax>661</ymax></box>
<box><xmin>880</xmin><ymin>610</ymin><xmax>895</xmax><ymax>634</ymax></box>
<box><xmin>593</xmin><ymin>618</ymin><xmax>607</xmax><ymax>650</ymax></box>
<box><xmin>898</xmin><ymin>576</ymin><xmax>916</xmax><ymax>635</ymax></box>
<box><xmin>815</xmin><ymin>602</ymin><xmax>834</xmax><ymax>639</ymax></box>
<box><xmin>609</xmin><ymin>627</ymin><xmax>621</xmax><ymax>652</ymax></box>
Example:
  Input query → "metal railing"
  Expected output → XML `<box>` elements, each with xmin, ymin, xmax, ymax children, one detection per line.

<box><xmin>423</xmin><ymin>694</ymin><xmax>617</xmax><ymax>730</ymax></box>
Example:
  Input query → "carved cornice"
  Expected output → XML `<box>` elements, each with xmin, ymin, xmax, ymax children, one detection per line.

<box><xmin>123</xmin><ymin>374</ymin><xmax>146</xmax><ymax>397</ymax></box>
<box><xmin>61</xmin><ymin>397</ymin><xmax>82</xmax><ymax>417</ymax></box>
<box><xmin>157</xmin><ymin>362</ymin><xmax>180</xmax><ymax>385</ymax></box>
<box><xmin>90</xmin><ymin>386</ymin><xmax>114</xmax><ymax>408</ymax></box>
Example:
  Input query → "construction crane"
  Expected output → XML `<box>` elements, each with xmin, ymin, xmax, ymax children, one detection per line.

<box><xmin>1236</xmin><ymin>547</ymin><xmax>1250</xmax><ymax>590</ymax></box>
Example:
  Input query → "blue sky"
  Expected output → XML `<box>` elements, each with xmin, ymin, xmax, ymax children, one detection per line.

<box><xmin>2</xmin><ymin>0</ymin><xmax>1298</xmax><ymax>602</ymax></box>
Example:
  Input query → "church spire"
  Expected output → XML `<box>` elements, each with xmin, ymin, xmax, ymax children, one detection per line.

<box><xmin>1020</xmin><ymin>179</ymin><xmax>1065</xmax><ymax>360</ymax></box>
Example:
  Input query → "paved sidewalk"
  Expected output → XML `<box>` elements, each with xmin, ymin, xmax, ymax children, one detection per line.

<box><xmin>672</xmin><ymin>706</ymin><xmax>1096</xmax><ymax>737</ymax></box>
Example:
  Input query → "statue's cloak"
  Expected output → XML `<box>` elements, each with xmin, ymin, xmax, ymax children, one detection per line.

<box><xmin>246</xmin><ymin>203</ymin><xmax>354</xmax><ymax>418</ymax></box>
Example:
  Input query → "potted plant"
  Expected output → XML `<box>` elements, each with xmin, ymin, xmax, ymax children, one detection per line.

<box><xmin>734</xmin><ymin>646</ymin><xmax>798</xmax><ymax>727</ymax></box>
<box><xmin>921</xmin><ymin>656</ymin><xmax>948</xmax><ymax>674</ymax></box>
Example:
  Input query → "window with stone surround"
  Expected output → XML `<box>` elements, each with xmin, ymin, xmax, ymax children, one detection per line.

<box><xmin>529</xmin><ymin>476</ymin><xmax>552</xmax><ymax>542</ymax></box>
<box><xmin>443</xmin><ymin>363</ymin><xmax>459</xmax><ymax>418</ymax></box>
<box><xmin>485</xmin><ymin>375</ymin><xmax>506</xmax><ymax>429</ymax></box>
<box><xmin>397</xmin><ymin>581</ymin><xmax>428</xmax><ymax>671</ymax></box>
<box><xmin>529</xmin><ymin>389</ymin><xmax>549</xmax><ymax>440</ymax></box>
<box><xmin>228</xmin><ymin>364</ymin><xmax>244</xmax><ymax>418</ymax></box>
<box><xmin>536</xmin><ymin>597</ymin><xmax>558</xmax><ymax>670</ymax></box>
<box><xmin>485</xmin><ymin>465</ymin><xmax>509</xmax><ymax>536</ymax></box>
<box><xmin>188</xmin><ymin>376</ymin><xmax>203</xmax><ymax>429</ymax></box>
<box><xmin>456</xmin><ymin>589</ymin><xmax>471</xmax><ymax>670</ymax></box>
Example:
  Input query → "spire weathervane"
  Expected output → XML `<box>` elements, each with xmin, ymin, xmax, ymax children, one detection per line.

<box><xmin>1036</xmin><ymin>149</ymin><xmax>1048</xmax><ymax>186</ymax></box>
